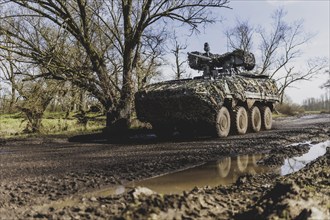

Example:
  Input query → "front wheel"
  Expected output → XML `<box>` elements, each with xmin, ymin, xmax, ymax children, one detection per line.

<box><xmin>216</xmin><ymin>107</ymin><xmax>231</xmax><ymax>137</ymax></box>
<box><xmin>261</xmin><ymin>106</ymin><xmax>272</xmax><ymax>130</ymax></box>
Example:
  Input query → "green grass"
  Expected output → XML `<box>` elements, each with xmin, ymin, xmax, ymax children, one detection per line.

<box><xmin>0</xmin><ymin>116</ymin><xmax>28</xmax><ymax>137</ymax></box>
<box><xmin>0</xmin><ymin>112</ymin><xmax>105</xmax><ymax>138</ymax></box>
<box><xmin>273</xmin><ymin>110</ymin><xmax>322</xmax><ymax>119</ymax></box>
<box><xmin>304</xmin><ymin>111</ymin><xmax>321</xmax><ymax>114</ymax></box>
<box><xmin>272</xmin><ymin>112</ymin><xmax>286</xmax><ymax>118</ymax></box>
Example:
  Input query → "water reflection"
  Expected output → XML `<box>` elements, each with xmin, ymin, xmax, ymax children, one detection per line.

<box><xmin>128</xmin><ymin>154</ymin><xmax>275</xmax><ymax>194</ymax></box>
<box><xmin>99</xmin><ymin>140</ymin><xmax>329</xmax><ymax>195</ymax></box>
<box><xmin>281</xmin><ymin>140</ymin><xmax>329</xmax><ymax>175</ymax></box>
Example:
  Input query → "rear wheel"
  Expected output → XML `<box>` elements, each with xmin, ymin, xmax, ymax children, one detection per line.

<box><xmin>234</xmin><ymin>106</ymin><xmax>248</xmax><ymax>135</ymax></box>
<box><xmin>216</xmin><ymin>107</ymin><xmax>231</xmax><ymax>137</ymax></box>
<box><xmin>261</xmin><ymin>106</ymin><xmax>272</xmax><ymax>130</ymax></box>
<box><xmin>249</xmin><ymin>106</ymin><xmax>261</xmax><ymax>132</ymax></box>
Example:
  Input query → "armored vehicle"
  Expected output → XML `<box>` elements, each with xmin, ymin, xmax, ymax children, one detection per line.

<box><xmin>135</xmin><ymin>43</ymin><xmax>279</xmax><ymax>138</ymax></box>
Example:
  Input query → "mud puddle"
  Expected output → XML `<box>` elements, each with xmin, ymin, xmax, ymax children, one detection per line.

<box><xmin>26</xmin><ymin>140</ymin><xmax>330</xmax><ymax>212</ymax></box>
<box><xmin>97</xmin><ymin>140</ymin><xmax>330</xmax><ymax>195</ymax></box>
<box><xmin>127</xmin><ymin>155</ymin><xmax>270</xmax><ymax>194</ymax></box>
<box><xmin>281</xmin><ymin>140</ymin><xmax>330</xmax><ymax>175</ymax></box>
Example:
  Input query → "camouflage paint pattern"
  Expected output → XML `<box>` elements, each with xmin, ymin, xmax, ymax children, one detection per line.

<box><xmin>188</xmin><ymin>49</ymin><xmax>256</xmax><ymax>72</ymax></box>
<box><xmin>135</xmin><ymin>73</ymin><xmax>279</xmax><ymax>128</ymax></box>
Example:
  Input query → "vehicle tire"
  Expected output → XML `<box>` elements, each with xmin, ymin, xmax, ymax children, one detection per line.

<box><xmin>216</xmin><ymin>107</ymin><xmax>231</xmax><ymax>137</ymax></box>
<box><xmin>261</xmin><ymin>106</ymin><xmax>272</xmax><ymax>130</ymax></box>
<box><xmin>249</xmin><ymin>106</ymin><xmax>261</xmax><ymax>132</ymax></box>
<box><xmin>234</xmin><ymin>106</ymin><xmax>248</xmax><ymax>135</ymax></box>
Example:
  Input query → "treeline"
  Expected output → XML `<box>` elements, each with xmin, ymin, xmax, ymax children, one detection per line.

<box><xmin>0</xmin><ymin>85</ymin><xmax>102</xmax><ymax>114</ymax></box>
<box><xmin>302</xmin><ymin>96</ymin><xmax>330</xmax><ymax>112</ymax></box>
<box><xmin>303</xmin><ymin>76</ymin><xmax>330</xmax><ymax>111</ymax></box>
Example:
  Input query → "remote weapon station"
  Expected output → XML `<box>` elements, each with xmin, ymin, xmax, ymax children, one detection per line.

<box><xmin>135</xmin><ymin>43</ymin><xmax>279</xmax><ymax>138</ymax></box>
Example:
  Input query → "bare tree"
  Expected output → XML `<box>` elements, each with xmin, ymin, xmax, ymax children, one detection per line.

<box><xmin>0</xmin><ymin>43</ymin><xmax>66</xmax><ymax>132</ymax></box>
<box><xmin>276</xmin><ymin>57</ymin><xmax>328</xmax><ymax>103</ymax></box>
<box><xmin>225</xmin><ymin>19</ymin><xmax>254</xmax><ymax>52</ymax></box>
<box><xmin>257</xmin><ymin>8</ymin><xmax>291</xmax><ymax>75</ymax></box>
<box><xmin>16</xmin><ymin>79</ymin><xmax>61</xmax><ymax>133</ymax></box>
<box><xmin>321</xmin><ymin>70</ymin><xmax>330</xmax><ymax>89</ymax></box>
<box><xmin>135</xmin><ymin>30</ymin><xmax>166</xmax><ymax>90</ymax></box>
<box><xmin>258</xmin><ymin>9</ymin><xmax>315</xmax><ymax>76</ymax></box>
<box><xmin>170</xmin><ymin>32</ymin><xmax>188</xmax><ymax>80</ymax></box>
<box><xmin>0</xmin><ymin>52</ymin><xmax>17</xmax><ymax>113</ymax></box>
<box><xmin>224</xmin><ymin>8</ymin><xmax>328</xmax><ymax>103</ymax></box>
<box><xmin>260</xmin><ymin>8</ymin><xmax>327</xmax><ymax>102</ymax></box>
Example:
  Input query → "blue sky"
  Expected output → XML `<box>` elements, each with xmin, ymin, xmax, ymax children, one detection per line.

<box><xmin>171</xmin><ymin>0</ymin><xmax>329</xmax><ymax>104</ymax></box>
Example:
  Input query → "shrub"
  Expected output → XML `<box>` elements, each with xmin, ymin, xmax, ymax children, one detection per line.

<box><xmin>276</xmin><ymin>102</ymin><xmax>305</xmax><ymax>116</ymax></box>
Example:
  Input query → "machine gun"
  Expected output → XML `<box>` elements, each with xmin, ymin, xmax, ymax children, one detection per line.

<box><xmin>188</xmin><ymin>43</ymin><xmax>255</xmax><ymax>78</ymax></box>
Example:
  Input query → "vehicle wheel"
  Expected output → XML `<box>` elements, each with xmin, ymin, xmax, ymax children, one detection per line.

<box><xmin>234</xmin><ymin>106</ymin><xmax>248</xmax><ymax>135</ymax></box>
<box><xmin>216</xmin><ymin>107</ymin><xmax>231</xmax><ymax>137</ymax></box>
<box><xmin>249</xmin><ymin>106</ymin><xmax>261</xmax><ymax>132</ymax></box>
<box><xmin>261</xmin><ymin>106</ymin><xmax>272</xmax><ymax>130</ymax></box>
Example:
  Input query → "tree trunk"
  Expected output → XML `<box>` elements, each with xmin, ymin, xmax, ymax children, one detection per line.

<box><xmin>117</xmin><ymin>43</ymin><xmax>134</xmax><ymax>129</ymax></box>
<box><xmin>9</xmin><ymin>59</ymin><xmax>16</xmax><ymax>113</ymax></box>
<box><xmin>107</xmin><ymin>0</ymin><xmax>135</xmax><ymax>130</ymax></box>
<box><xmin>78</xmin><ymin>90</ymin><xmax>85</xmax><ymax>112</ymax></box>
<box><xmin>9</xmin><ymin>85</ymin><xmax>16</xmax><ymax>113</ymax></box>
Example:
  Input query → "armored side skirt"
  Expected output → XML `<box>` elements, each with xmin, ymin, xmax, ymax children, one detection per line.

<box><xmin>135</xmin><ymin>91</ymin><xmax>217</xmax><ymax>126</ymax></box>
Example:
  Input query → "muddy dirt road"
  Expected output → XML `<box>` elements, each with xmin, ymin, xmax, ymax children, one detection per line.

<box><xmin>0</xmin><ymin>114</ymin><xmax>329</xmax><ymax>219</ymax></box>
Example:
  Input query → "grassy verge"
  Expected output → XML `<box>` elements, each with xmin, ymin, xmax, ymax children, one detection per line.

<box><xmin>0</xmin><ymin>112</ymin><xmax>105</xmax><ymax>138</ymax></box>
<box><xmin>1</xmin><ymin>110</ymin><xmax>325</xmax><ymax>139</ymax></box>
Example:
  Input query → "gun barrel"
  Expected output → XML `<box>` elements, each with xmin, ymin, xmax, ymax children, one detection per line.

<box><xmin>188</xmin><ymin>52</ymin><xmax>212</xmax><ymax>61</ymax></box>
